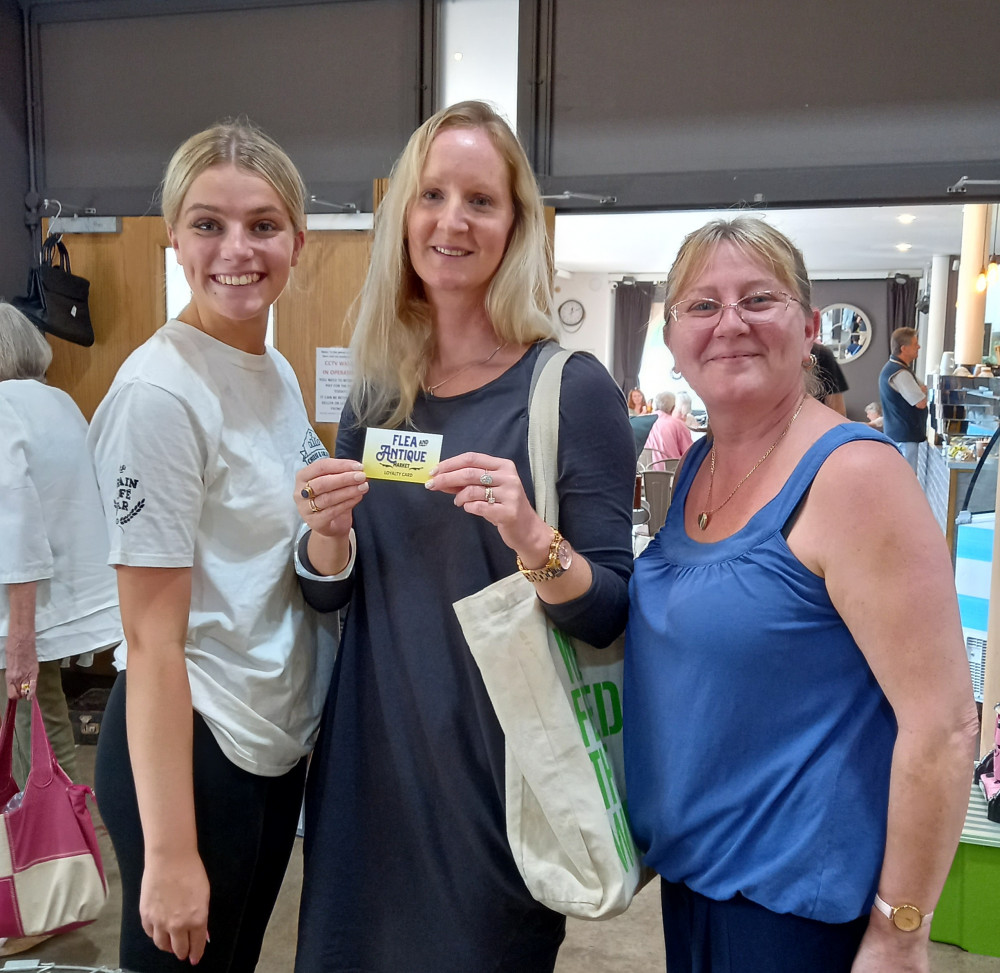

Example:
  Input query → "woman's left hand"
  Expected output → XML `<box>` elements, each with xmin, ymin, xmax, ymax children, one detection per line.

<box><xmin>426</xmin><ymin>451</ymin><xmax>552</xmax><ymax>563</ymax></box>
<box><xmin>5</xmin><ymin>629</ymin><xmax>38</xmax><ymax>701</ymax></box>
<box><xmin>851</xmin><ymin>921</ymin><xmax>929</xmax><ymax>973</ymax></box>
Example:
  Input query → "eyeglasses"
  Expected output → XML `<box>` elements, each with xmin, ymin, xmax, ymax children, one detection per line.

<box><xmin>668</xmin><ymin>291</ymin><xmax>800</xmax><ymax>327</ymax></box>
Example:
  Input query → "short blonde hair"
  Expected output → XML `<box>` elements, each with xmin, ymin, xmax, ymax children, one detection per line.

<box><xmin>349</xmin><ymin>100</ymin><xmax>557</xmax><ymax>427</ymax></box>
<box><xmin>162</xmin><ymin>120</ymin><xmax>306</xmax><ymax>235</ymax></box>
<box><xmin>0</xmin><ymin>303</ymin><xmax>53</xmax><ymax>381</ymax></box>
<box><xmin>664</xmin><ymin>217</ymin><xmax>812</xmax><ymax>323</ymax></box>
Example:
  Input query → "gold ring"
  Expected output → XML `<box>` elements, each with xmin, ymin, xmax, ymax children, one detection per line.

<box><xmin>485</xmin><ymin>486</ymin><xmax>496</xmax><ymax>504</ymax></box>
<box><xmin>301</xmin><ymin>480</ymin><xmax>316</xmax><ymax>500</ymax></box>
<box><xmin>309</xmin><ymin>498</ymin><xmax>320</xmax><ymax>514</ymax></box>
<box><xmin>20</xmin><ymin>682</ymin><xmax>30</xmax><ymax>698</ymax></box>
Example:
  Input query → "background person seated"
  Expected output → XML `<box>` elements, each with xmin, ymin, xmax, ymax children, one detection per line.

<box><xmin>645</xmin><ymin>390</ymin><xmax>693</xmax><ymax>468</ymax></box>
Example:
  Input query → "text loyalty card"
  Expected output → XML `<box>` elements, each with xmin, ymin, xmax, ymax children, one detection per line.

<box><xmin>362</xmin><ymin>428</ymin><xmax>443</xmax><ymax>483</ymax></box>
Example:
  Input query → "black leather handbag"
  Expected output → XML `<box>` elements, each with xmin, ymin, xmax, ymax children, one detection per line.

<box><xmin>13</xmin><ymin>235</ymin><xmax>95</xmax><ymax>347</ymax></box>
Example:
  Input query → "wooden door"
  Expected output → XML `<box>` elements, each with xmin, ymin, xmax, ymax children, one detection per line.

<box><xmin>275</xmin><ymin>230</ymin><xmax>371</xmax><ymax>453</ymax></box>
<box><xmin>43</xmin><ymin>217</ymin><xmax>169</xmax><ymax>420</ymax></box>
<box><xmin>40</xmin><ymin>218</ymin><xmax>370</xmax><ymax>449</ymax></box>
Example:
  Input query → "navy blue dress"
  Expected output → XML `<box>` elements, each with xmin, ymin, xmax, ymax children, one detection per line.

<box><xmin>295</xmin><ymin>344</ymin><xmax>635</xmax><ymax>973</ymax></box>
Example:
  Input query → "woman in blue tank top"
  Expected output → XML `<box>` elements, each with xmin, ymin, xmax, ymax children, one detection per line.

<box><xmin>624</xmin><ymin>217</ymin><xmax>977</xmax><ymax>973</ymax></box>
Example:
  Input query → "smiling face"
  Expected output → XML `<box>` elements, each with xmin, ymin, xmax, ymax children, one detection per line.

<box><xmin>405</xmin><ymin>127</ymin><xmax>515</xmax><ymax>308</ymax></box>
<box><xmin>168</xmin><ymin>164</ymin><xmax>304</xmax><ymax>352</ymax></box>
<box><xmin>665</xmin><ymin>241</ymin><xmax>816</xmax><ymax>411</ymax></box>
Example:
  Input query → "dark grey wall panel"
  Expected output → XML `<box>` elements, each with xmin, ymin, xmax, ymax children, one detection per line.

<box><xmin>535</xmin><ymin>0</ymin><xmax>1000</xmax><ymax>206</ymax></box>
<box><xmin>35</xmin><ymin>1</ymin><xmax>423</xmax><ymax>214</ymax></box>
<box><xmin>1</xmin><ymin>0</ymin><xmax>32</xmax><ymax>302</ymax></box>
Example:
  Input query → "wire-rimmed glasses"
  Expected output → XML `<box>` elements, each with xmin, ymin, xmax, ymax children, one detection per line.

<box><xmin>668</xmin><ymin>291</ymin><xmax>800</xmax><ymax>327</ymax></box>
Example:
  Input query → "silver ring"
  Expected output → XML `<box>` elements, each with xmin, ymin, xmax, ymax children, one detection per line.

<box><xmin>485</xmin><ymin>486</ymin><xmax>496</xmax><ymax>504</ymax></box>
<box><xmin>308</xmin><ymin>498</ymin><xmax>320</xmax><ymax>514</ymax></box>
<box><xmin>480</xmin><ymin>471</ymin><xmax>493</xmax><ymax>486</ymax></box>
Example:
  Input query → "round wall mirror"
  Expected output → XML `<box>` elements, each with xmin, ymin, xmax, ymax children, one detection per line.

<box><xmin>818</xmin><ymin>303</ymin><xmax>873</xmax><ymax>363</ymax></box>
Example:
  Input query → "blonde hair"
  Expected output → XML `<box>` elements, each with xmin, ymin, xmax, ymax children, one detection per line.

<box><xmin>349</xmin><ymin>100</ymin><xmax>557</xmax><ymax>427</ymax></box>
<box><xmin>664</xmin><ymin>217</ymin><xmax>812</xmax><ymax>323</ymax></box>
<box><xmin>161</xmin><ymin>120</ymin><xmax>306</xmax><ymax>235</ymax></box>
<box><xmin>0</xmin><ymin>303</ymin><xmax>53</xmax><ymax>381</ymax></box>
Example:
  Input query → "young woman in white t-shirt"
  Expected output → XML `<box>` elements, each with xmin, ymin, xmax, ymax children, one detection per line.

<box><xmin>89</xmin><ymin>122</ymin><xmax>332</xmax><ymax>973</ymax></box>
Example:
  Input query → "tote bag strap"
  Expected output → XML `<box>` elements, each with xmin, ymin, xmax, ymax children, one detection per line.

<box><xmin>0</xmin><ymin>699</ymin><xmax>18</xmax><ymax>799</ymax></box>
<box><xmin>28</xmin><ymin>695</ymin><xmax>57</xmax><ymax>787</ymax></box>
<box><xmin>527</xmin><ymin>343</ymin><xmax>574</xmax><ymax>527</ymax></box>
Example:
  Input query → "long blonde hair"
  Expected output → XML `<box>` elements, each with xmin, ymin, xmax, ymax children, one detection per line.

<box><xmin>349</xmin><ymin>101</ymin><xmax>557</xmax><ymax>427</ymax></box>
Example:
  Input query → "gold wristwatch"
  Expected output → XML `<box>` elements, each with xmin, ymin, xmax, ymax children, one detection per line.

<box><xmin>517</xmin><ymin>528</ymin><xmax>572</xmax><ymax>583</ymax></box>
<box><xmin>873</xmin><ymin>893</ymin><xmax>933</xmax><ymax>932</ymax></box>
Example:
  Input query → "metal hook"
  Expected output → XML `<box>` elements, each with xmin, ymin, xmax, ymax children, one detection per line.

<box><xmin>308</xmin><ymin>195</ymin><xmax>357</xmax><ymax>213</ymax></box>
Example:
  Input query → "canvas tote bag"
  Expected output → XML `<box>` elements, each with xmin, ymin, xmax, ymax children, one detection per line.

<box><xmin>454</xmin><ymin>345</ymin><xmax>645</xmax><ymax>919</ymax></box>
<box><xmin>0</xmin><ymin>697</ymin><xmax>108</xmax><ymax>938</ymax></box>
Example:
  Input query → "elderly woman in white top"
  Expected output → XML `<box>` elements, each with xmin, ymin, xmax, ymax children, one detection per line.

<box><xmin>0</xmin><ymin>302</ymin><xmax>122</xmax><ymax>786</ymax></box>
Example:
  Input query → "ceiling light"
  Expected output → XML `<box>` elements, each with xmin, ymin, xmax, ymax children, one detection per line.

<box><xmin>976</xmin><ymin>270</ymin><xmax>988</xmax><ymax>292</ymax></box>
<box><xmin>895</xmin><ymin>243</ymin><xmax>912</xmax><ymax>252</ymax></box>
<box><xmin>453</xmin><ymin>52</ymin><xmax>463</xmax><ymax>61</ymax></box>
<box><xmin>988</xmin><ymin>257</ymin><xmax>999</xmax><ymax>286</ymax></box>
<box><xmin>897</xmin><ymin>214</ymin><xmax>917</xmax><ymax>225</ymax></box>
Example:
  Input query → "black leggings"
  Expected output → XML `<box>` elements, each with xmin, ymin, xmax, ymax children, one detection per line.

<box><xmin>95</xmin><ymin>673</ymin><xmax>307</xmax><ymax>973</ymax></box>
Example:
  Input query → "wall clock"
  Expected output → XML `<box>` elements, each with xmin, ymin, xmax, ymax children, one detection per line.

<box><xmin>558</xmin><ymin>299</ymin><xmax>585</xmax><ymax>331</ymax></box>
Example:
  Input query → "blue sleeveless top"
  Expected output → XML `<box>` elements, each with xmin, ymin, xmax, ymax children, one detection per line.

<box><xmin>624</xmin><ymin>424</ymin><xmax>897</xmax><ymax>922</ymax></box>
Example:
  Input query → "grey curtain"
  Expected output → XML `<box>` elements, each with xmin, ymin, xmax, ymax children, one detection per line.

<box><xmin>612</xmin><ymin>281</ymin><xmax>656</xmax><ymax>391</ymax></box>
<box><xmin>887</xmin><ymin>274</ymin><xmax>918</xmax><ymax>333</ymax></box>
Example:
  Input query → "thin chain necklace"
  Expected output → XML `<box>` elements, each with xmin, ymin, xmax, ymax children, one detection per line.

<box><xmin>423</xmin><ymin>342</ymin><xmax>506</xmax><ymax>397</ymax></box>
<box><xmin>697</xmin><ymin>395</ymin><xmax>807</xmax><ymax>531</ymax></box>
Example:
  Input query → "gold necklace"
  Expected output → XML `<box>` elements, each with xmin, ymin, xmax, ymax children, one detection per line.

<box><xmin>423</xmin><ymin>342</ymin><xmax>506</xmax><ymax>397</ymax></box>
<box><xmin>697</xmin><ymin>395</ymin><xmax>807</xmax><ymax>531</ymax></box>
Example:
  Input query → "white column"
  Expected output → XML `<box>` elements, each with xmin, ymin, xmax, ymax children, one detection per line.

<box><xmin>955</xmin><ymin>204</ymin><xmax>989</xmax><ymax>367</ymax></box>
<box><xmin>924</xmin><ymin>254</ymin><xmax>951</xmax><ymax>381</ymax></box>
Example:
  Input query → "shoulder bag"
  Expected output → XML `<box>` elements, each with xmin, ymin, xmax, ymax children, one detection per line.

<box><xmin>12</xmin><ymin>235</ymin><xmax>95</xmax><ymax>347</ymax></box>
<box><xmin>0</xmin><ymin>696</ymin><xmax>108</xmax><ymax>938</ymax></box>
<box><xmin>453</xmin><ymin>344</ymin><xmax>646</xmax><ymax>919</ymax></box>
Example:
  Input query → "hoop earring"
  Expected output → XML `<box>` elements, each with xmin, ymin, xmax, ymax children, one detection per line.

<box><xmin>670</xmin><ymin>367</ymin><xmax>683</xmax><ymax>381</ymax></box>
<box><xmin>803</xmin><ymin>353</ymin><xmax>817</xmax><ymax>371</ymax></box>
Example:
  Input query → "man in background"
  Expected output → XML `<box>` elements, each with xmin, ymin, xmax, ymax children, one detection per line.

<box><xmin>879</xmin><ymin>327</ymin><xmax>927</xmax><ymax>473</ymax></box>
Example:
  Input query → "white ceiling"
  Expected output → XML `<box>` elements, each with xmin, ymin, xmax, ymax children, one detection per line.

<box><xmin>553</xmin><ymin>203</ymin><xmax>969</xmax><ymax>281</ymax></box>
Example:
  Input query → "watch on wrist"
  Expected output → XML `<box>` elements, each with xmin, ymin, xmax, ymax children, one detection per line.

<box><xmin>873</xmin><ymin>893</ymin><xmax>933</xmax><ymax>932</ymax></box>
<box><xmin>516</xmin><ymin>528</ymin><xmax>572</xmax><ymax>583</ymax></box>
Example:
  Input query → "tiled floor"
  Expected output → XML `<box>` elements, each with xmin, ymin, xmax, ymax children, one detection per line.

<box><xmin>10</xmin><ymin>745</ymin><xmax>1000</xmax><ymax>972</ymax></box>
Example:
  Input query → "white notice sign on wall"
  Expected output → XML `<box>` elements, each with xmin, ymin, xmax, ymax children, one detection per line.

<box><xmin>315</xmin><ymin>347</ymin><xmax>353</xmax><ymax>423</ymax></box>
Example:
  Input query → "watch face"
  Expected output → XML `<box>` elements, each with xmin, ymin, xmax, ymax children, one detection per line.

<box><xmin>556</xmin><ymin>538</ymin><xmax>573</xmax><ymax>571</ymax></box>
<box><xmin>558</xmin><ymin>299</ymin><xmax>585</xmax><ymax>331</ymax></box>
<box><xmin>892</xmin><ymin>905</ymin><xmax>922</xmax><ymax>932</ymax></box>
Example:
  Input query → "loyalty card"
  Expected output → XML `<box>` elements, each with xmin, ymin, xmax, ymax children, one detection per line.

<box><xmin>362</xmin><ymin>428</ymin><xmax>443</xmax><ymax>483</ymax></box>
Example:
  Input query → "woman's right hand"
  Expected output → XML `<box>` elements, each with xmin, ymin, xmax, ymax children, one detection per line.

<box><xmin>140</xmin><ymin>851</ymin><xmax>210</xmax><ymax>964</ymax></box>
<box><xmin>295</xmin><ymin>458</ymin><xmax>368</xmax><ymax>540</ymax></box>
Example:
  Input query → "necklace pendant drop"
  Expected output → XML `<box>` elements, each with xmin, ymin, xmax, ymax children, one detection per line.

<box><xmin>697</xmin><ymin>512</ymin><xmax>710</xmax><ymax>531</ymax></box>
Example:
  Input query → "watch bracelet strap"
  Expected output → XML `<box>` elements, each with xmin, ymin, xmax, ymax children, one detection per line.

<box><xmin>873</xmin><ymin>893</ymin><xmax>933</xmax><ymax>925</ymax></box>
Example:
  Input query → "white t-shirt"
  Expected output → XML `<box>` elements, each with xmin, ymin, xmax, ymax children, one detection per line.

<box><xmin>88</xmin><ymin>320</ymin><xmax>333</xmax><ymax>776</ymax></box>
<box><xmin>0</xmin><ymin>380</ymin><xmax>122</xmax><ymax>663</ymax></box>
<box><xmin>888</xmin><ymin>366</ymin><xmax>925</xmax><ymax>406</ymax></box>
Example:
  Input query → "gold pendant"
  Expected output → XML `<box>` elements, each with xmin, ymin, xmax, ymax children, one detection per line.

<box><xmin>697</xmin><ymin>512</ymin><xmax>710</xmax><ymax>531</ymax></box>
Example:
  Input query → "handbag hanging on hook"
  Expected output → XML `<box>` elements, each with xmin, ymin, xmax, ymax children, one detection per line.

<box><xmin>12</xmin><ymin>235</ymin><xmax>95</xmax><ymax>347</ymax></box>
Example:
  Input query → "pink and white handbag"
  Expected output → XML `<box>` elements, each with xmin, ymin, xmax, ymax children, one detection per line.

<box><xmin>0</xmin><ymin>696</ymin><xmax>107</xmax><ymax>938</ymax></box>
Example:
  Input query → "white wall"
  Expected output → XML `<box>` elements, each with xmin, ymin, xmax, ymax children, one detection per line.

<box><xmin>552</xmin><ymin>273</ymin><xmax>615</xmax><ymax>366</ymax></box>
